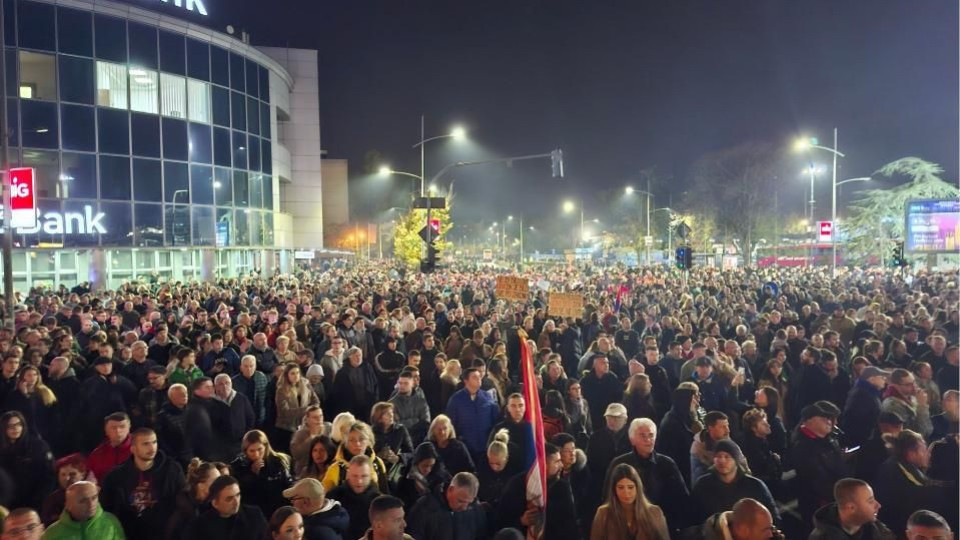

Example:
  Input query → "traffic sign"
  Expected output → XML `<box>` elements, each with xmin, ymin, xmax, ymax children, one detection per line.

<box><xmin>643</xmin><ymin>235</ymin><xmax>653</xmax><ymax>246</ymax></box>
<box><xmin>818</xmin><ymin>220</ymin><xmax>833</xmax><ymax>242</ymax></box>
<box><xmin>412</xmin><ymin>197</ymin><xmax>446</xmax><ymax>209</ymax></box>
<box><xmin>9</xmin><ymin>167</ymin><xmax>37</xmax><ymax>228</ymax></box>
<box><xmin>429</xmin><ymin>218</ymin><xmax>441</xmax><ymax>234</ymax></box>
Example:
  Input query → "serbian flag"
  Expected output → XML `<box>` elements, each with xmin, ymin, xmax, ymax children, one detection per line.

<box><xmin>613</xmin><ymin>285</ymin><xmax>629</xmax><ymax>313</ymax></box>
<box><xmin>519</xmin><ymin>331</ymin><xmax>547</xmax><ymax>510</ymax></box>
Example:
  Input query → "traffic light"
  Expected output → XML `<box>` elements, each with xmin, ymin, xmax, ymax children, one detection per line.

<box><xmin>675</xmin><ymin>246</ymin><xmax>693</xmax><ymax>270</ymax></box>
<box><xmin>891</xmin><ymin>241</ymin><xmax>907</xmax><ymax>268</ymax></box>
<box><xmin>420</xmin><ymin>241</ymin><xmax>439</xmax><ymax>274</ymax></box>
<box><xmin>550</xmin><ymin>149</ymin><xmax>564</xmax><ymax>178</ymax></box>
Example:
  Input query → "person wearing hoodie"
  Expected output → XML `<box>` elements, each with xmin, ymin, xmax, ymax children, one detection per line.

<box><xmin>43</xmin><ymin>481</ymin><xmax>125</xmax><ymax>540</ymax></box>
<box><xmin>842</xmin><ymin>367</ymin><xmax>891</xmax><ymax>447</ymax></box>
<box><xmin>283</xmin><ymin>478</ymin><xmax>350</xmax><ymax>540</ymax></box>
<box><xmin>100</xmin><ymin>428</ymin><xmax>185</xmax><ymax>540</ymax></box>
<box><xmin>691</xmin><ymin>411</ymin><xmax>741</xmax><ymax>486</ymax></box>
<box><xmin>399</xmin><ymin>441</ymin><xmax>452</xmax><ymax>510</ymax></box>
<box><xmin>657</xmin><ymin>384</ymin><xmax>704</xmax><ymax>486</ymax></box>
<box><xmin>809</xmin><ymin>478</ymin><xmax>895</xmax><ymax>540</ymax></box>
<box><xmin>691</xmin><ymin>439</ymin><xmax>779</xmax><ymax>526</ymax></box>
<box><xmin>327</xmin><ymin>455</ymin><xmax>381</xmax><ymax>540</ymax></box>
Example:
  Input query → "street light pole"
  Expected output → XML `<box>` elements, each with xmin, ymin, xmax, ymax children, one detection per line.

<box><xmin>831</xmin><ymin>127</ymin><xmax>838</xmax><ymax>279</ymax></box>
<box><xmin>519</xmin><ymin>218</ymin><xmax>524</xmax><ymax>269</ymax></box>
<box><xmin>419</xmin><ymin>115</ymin><xmax>425</xmax><ymax>197</ymax></box>
<box><xmin>646</xmin><ymin>176</ymin><xmax>651</xmax><ymax>266</ymax></box>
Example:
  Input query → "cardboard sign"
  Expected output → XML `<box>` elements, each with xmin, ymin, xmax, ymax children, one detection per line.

<box><xmin>496</xmin><ymin>276</ymin><xmax>529</xmax><ymax>302</ymax></box>
<box><xmin>549</xmin><ymin>292</ymin><xmax>583</xmax><ymax>319</ymax></box>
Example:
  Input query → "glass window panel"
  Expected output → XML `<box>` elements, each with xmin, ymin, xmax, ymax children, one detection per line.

<box><xmin>233</xmin><ymin>170</ymin><xmax>248</xmax><ymax>207</ymax></box>
<box><xmin>229</xmin><ymin>53</ymin><xmax>244</xmax><ymax>92</ymax></box>
<box><xmin>97</xmin><ymin>107</ymin><xmax>129</xmax><ymax>155</ymax></box>
<box><xmin>213</xmin><ymin>127</ymin><xmax>231</xmax><ymax>167</ymax></box>
<box><xmin>57</xmin><ymin>7</ymin><xmax>93</xmax><ymax>57</ymax></box>
<box><xmin>17</xmin><ymin>199</ymin><xmax>62</xmax><ymax>247</ymax></box>
<box><xmin>60</xmin><ymin>104</ymin><xmax>95</xmax><ymax>151</ymax></box>
<box><xmin>60</xmin><ymin>152</ymin><xmax>97</xmax><ymax>199</ymax></box>
<box><xmin>215</xmin><ymin>207</ymin><xmax>232</xmax><ymax>247</ymax></box>
<box><xmin>96</xmin><ymin>60</ymin><xmax>127</xmax><ymax>109</ymax></box>
<box><xmin>262</xmin><ymin>175</ymin><xmax>273</xmax><ymax>210</ymax></box>
<box><xmin>127</xmin><ymin>22</ymin><xmax>158</xmax><ymax>69</ymax></box>
<box><xmin>246</xmin><ymin>97</ymin><xmax>259</xmax><ymax>135</ymax></box>
<box><xmin>211</xmin><ymin>85</ymin><xmax>229</xmax><ymax>127</ymax></box>
<box><xmin>131</xmin><ymin>113</ymin><xmax>161</xmax><ymax>157</ymax></box>
<box><xmin>134</xmin><ymin>250</ymin><xmax>152</xmax><ymax>270</ymax></box>
<box><xmin>187</xmin><ymin>79</ymin><xmax>209</xmax><ymax>123</ymax></box>
<box><xmin>134</xmin><ymin>203</ymin><xmax>163</xmax><ymax>246</ymax></box>
<box><xmin>259</xmin><ymin>65</ymin><xmax>270</xmax><ymax>102</ymax></box>
<box><xmin>99</xmin><ymin>155</ymin><xmax>131</xmax><ymax>200</ymax></box>
<box><xmin>18</xmin><ymin>1</ymin><xmax>55</xmax><ymax>51</ymax></box>
<box><xmin>263</xmin><ymin>212</ymin><xmax>273</xmax><ymax>245</ymax></box>
<box><xmin>234</xmin><ymin>208</ymin><xmax>249</xmax><ymax>245</ymax></box>
<box><xmin>248</xmin><ymin>135</ymin><xmax>261</xmax><ymax>171</ymax></box>
<box><xmin>261</xmin><ymin>139</ymin><xmax>272</xmax><ymax>174</ymax></box>
<box><xmin>132</xmin><ymin>159</ymin><xmax>162</xmax><ymax>202</ymax></box>
<box><xmin>245</xmin><ymin>59</ymin><xmax>258</xmax><ymax>99</ymax></box>
<box><xmin>20</xmin><ymin>100</ymin><xmax>58</xmax><ymax>148</ymax></box>
<box><xmin>129</xmin><ymin>68</ymin><xmax>158</xmax><ymax>114</ymax></box>
<box><xmin>160</xmin><ymin>73</ymin><xmax>186</xmax><ymax>118</ymax></box>
<box><xmin>18</xmin><ymin>51</ymin><xmax>56</xmax><ymax>100</ymax></box>
<box><xmin>163</xmin><ymin>161</ymin><xmax>188</xmax><ymax>203</ymax></box>
<box><xmin>111</xmin><ymin>249</ymin><xmax>133</xmax><ymax>270</ymax></box>
<box><xmin>21</xmin><ymin>149</ymin><xmax>58</xmax><ymax>199</ymax></box>
<box><xmin>249</xmin><ymin>210</ymin><xmax>262</xmax><ymax>246</ymax></box>
<box><xmin>158</xmin><ymin>30</ymin><xmax>185</xmax><ymax>75</ymax></box>
<box><xmin>59</xmin><ymin>55</ymin><xmax>94</xmax><ymax>104</ymax></box>
<box><xmin>188</xmin><ymin>122</ymin><xmax>211</xmax><ymax>163</ymax></box>
<box><xmin>31</xmin><ymin>251</ymin><xmax>55</xmax><ymax>273</ymax></box>
<box><xmin>94</xmin><ymin>15</ymin><xmax>127</xmax><ymax>63</ymax></box>
<box><xmin>186</xmin><ymin>39</ymin><xmax>209</xmax><ymax>81</ymax></box>
<box><xmin>210</xmin><ymin>45</ymin><xmax>228</xmax><ymax>87</ymax></box>
<box><xmin>230</xmin><ymin>91</ymin><xmax>245</xmax><ymax>130</ymax></box>
<box><xmin>260</xmin><ymin>102</ymin><xmax>270</xmax><ymax>139</ymax></box>
<box><xmin>6</xmin><ymin>49</ymin><xmax>15</xmax><ymax>97</ymax></box>
<box><xmin>191</xmin><ymin>205</ymin><xmax>214</xmax><ymax>246</ymax></box>
<box><xmin>6</xmin><ymin>99</ymin><xmax>17</xmax><ymax>147</ymax></box>
<box><xmin>164</xmin><ymin>204</ymin><xmax>190</xmax><ymax>246</ymax></box>
<box><xmin>161</xmin><ymin>117</ymin><xmax>188</xmax><ymax>161</ymax></box>
<box><xmin>190</xmin><ymin>164</ymin><xmax>213</xmax><ymax>205</ymax></box>
<box><xmin>232</xmin><ymin>130</ymin><xmax>247</xmax><ymax>170</ymax></box>
<box><xmin>62</xmin><ymin>200</ymin><xmax>98</xmax><ymax>247</ymax></box>
<box><xmin>214</xmin><ymin>168</ymin><xmax>232</xmax><ymax>206</ymax></box>
<box><xmin>99</xmin><ymin>201</ymin><xmax>132</xmax><ymax>246</ymax></box>
<box><xmin>248</xmin><ymin>173</ymin><xmax>262</xmax><ymax>209</ymax></box>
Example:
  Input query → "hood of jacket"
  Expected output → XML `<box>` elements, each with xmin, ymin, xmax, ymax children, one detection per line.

<box><xmin>812</xmin><ymin>503</ymin><xmax>846</xmax><ymax>535</ymax></box>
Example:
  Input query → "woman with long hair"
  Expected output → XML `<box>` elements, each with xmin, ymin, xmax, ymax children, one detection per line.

<box><xmin>298</xmin><ymin>435</ymin><xmax>335</xmax><ymax>481</ymax></box>
<box><xmin>268</xmin><ymin>506</ymin><xmax>305</xmax><ymax>540</ymax></box>
<box><xmin>622</xmin><ymin>373</ymin><xmax>660</xmax><ymax>424</ymax></box>
<box><xmin>371</xmin><ymin>402</ymin><xmax>414</xmax><ymax>474</ymax></box>
<box><xmin>397</xmin><ymin>441</ymin><xmax>451</xmax><ymax>509</ymax></box>
<box><xmin>439</xmin><ymin>359</ymin><xmax>462</xmax><ymax>412</ymax></box>
<box><xmin>757</xmin><ymin>359</ymin><xmax>788</xmax><ymax>421</ymax></box>
<box><xmin>0</xmin><ymin>411</ymin><xmax>55</xmax><ymax>510</ymax></box>
<box><xmin>427</xmin><ymin>414</ymin><xmax>475</xmax><ymax>475</ymax></box>
<box><xmin>230</xmin><ymin>429</ymin><xmax>293</xmax><ymax>518</ymax></box>
<box><xmin>321</xmin><ymin>421</ymin><xmax>389</xmax><ymax>494</ymax></box>
<box><xmin>289</xmin><ymin>405</ymin><xmax>332</xmax><ymax>475</ymax></box>
<box><xmin>443</xmin><ymin>326</ymin><xmax>464</xmax><ymax>359</ymax></box>
<box><xmin>165</xmin><ymin>458</ymin><xmax>221</xmax><ymax>540</ymax></box>
<box><xmin>275</xmin><ymin>363</ymin><xmax>320</xmax><ymax>453</ymax></box>
<box><xmin>752</xmin><ymin>386</ymin><xmax>786</xmax><ymax>453</ymax></box>
<box><xmin>591</xmin><ymin>463</ymin><xmax>669</xmax><ymax>540</ymax></box>
<box><xmin>4</xmin><ymin>365</ymin><xmax>58</xmax><ymax>448</ymax></box>
<box><xmin>486</xmin><ymin>356</ymin><xmax>510</xmax><ymax>407</ymax></box>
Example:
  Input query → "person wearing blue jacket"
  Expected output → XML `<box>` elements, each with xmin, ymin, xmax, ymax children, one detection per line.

<box><xmin>445</xmin><ymin>368</ymin><xmax>500</xmax><ymax>462</ymax></box>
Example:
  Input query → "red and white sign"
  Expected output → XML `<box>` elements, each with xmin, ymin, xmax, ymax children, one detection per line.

<box><xmin>8</xmin><ymin>167</ymin><xmax>37</xmax><ymax>229</ymax></box>
<box><xmin>428</xmin><ymin>218</ymin><xmax>441</xmax><ymax>234</ymax></box>
<box><xmin>818</xmin><ymin>220</ymin><xmax>833</xmax><ymax>242</ymax></box>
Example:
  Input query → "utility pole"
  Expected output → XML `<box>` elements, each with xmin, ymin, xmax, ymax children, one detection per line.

<box><xmin>519</xmin><ymin>217</ymin><xmax>524</xmax><ymax>270</ymax></box>
<box><xmin>645</xmin><ymin>176</ymin><xmax>652</xmax><ymax>266</ymax></box>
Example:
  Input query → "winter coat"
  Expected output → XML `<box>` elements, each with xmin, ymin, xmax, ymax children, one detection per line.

<box><xmin>406</xmin><ymin>483</ymin><xmax>489</xmax><ymax>540</ymax></box>
<box><xmin>874</xmin><ymin>458</ymin><xmax>951</xmax><ymax>538</ymax></box>
<box><xmin>374</xmin><ymin>422</ymin><xmax>415</xmax><ymax>464</ymax></box>
<box><xmin>77</xmin><ymin>374</ymin><xmax>137</xmax><ymax>451</ymax></box>
<box><xmin>327</xmin><ymin>483</ymin><xmax>380</xmax><ymax>540</ymax></box>
<box><xmin>390</xmin><ymin>392</ymin><xmax>431</xmax><ymax>433</ymax></box>
<box><xmin>275</xmin><ymin>380</ymin><xmax>319</xmax><ymax>432</ymax></box>
<box><xmin>0</xmin><ymin>434</ymin><xmax>55</xmax><ymax>510</ymax></box>
<box><xmin>580</xmin><ymin>371</ymin><xmax>622</xmax><ymax>429</ymax></box>
<box><xmin>3</xmin><ymin>389</ymin><xmax>59</xmax><ymax>449</ymax></box>
<box><xmin>738</xmin><ymin>431</ymin><xmax>782</xmax><ymax>490</ymax></box>
<box><xmin>789</xmin><ymin>426</ymin><xmax>850</xmax><ymax>523</ymax></box>
<box><xmin>232</xmin><ymin>370</ymin><xmax>268</xmax><ymax>425</ymax></box>
<box><xmin>435</xmin><ymin>438</ymin><xmax>476</xmax><ymax>475</ymax></box>
<box><xmin>303</xmin><ymin>499</ymin><xmax>351</xmax><ymax>540</ymax></box>
<box><xmin>590</xmin><ymin>503</ymin><xmax>669</xmax><ymax>540</ymax></box>
<box><xmin>691</xmin><ymin>469</ymin><xmax>779</xmax><ymax>525</ymax></box>
<box><xmin>321</xmin><ymin>443</ymin><xmax>389</xmax><ymax>494</ymax></box>
<box><xmin>229</xmin><ymin>453</ymin><xmax>293</xmax><ymax>518</ymax></box>
<box><xmin>498</xmin><ymin>473</ymin><xmax>579</xmax><ymax>539</ymax></box>
<box><xmin>809</xmin><ymin>503</ymin><xmax>896</xmax><ymax>540</ymax></box>
<box><xmin>87</xmin><ymin>436</ymin><xmax>132</xmax><ymax>483</ymax></box>
<box><xmin>331</xmin><ymin>361</ymin><xmax>379</xmax><ymax>422</ymax></box>
<box><xmin>587</xmin><ymin>426</ymin><xmax>632</xmax><ymax>481</ymax></box>
<box><xmin>881</xmin><ymin>388</ymin><xmax>933</xmax><ymax>440</ymax></box>
<box><xmin>605</xmin><ymin>450</ymin><xmax>691</xmax><ymax>531</ymax></box>
<box><xmin>188</xmin><ymin>503</ymin><xmax>267</xmax><ymax>540</ymax></box>
<box><xmin>842</xmin><ymin>378</ymin><xmax>884</xmax><ymax>447</ymax></box>
<box><xmin>100</xmin><ymin>451</ymin><xmax>185</xmax><ymax>540</ymax></box>
<box><xmin>164</xmin><ymin>492</ymin><xmax>209</xmax><ymax>540</ymax></box>
<box><xmin>43</xmin><ymin>505</ymin><xmax>126</xmax><ymax>540</ymax></box>
<box><xmin>445</xmin><ymin>388</ymin><xmax>500</xmax><ymax>457</ymax></box>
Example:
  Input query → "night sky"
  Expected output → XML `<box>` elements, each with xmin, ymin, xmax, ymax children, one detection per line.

<box><xmin>186</xmin><ymin>0</ymin><xmax>957</xmax><ymax>225</ymax></box>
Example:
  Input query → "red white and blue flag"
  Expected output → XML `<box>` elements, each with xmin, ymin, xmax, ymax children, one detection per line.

<box><xmin>519</xmin><ymin>332</ymin><xmax>547</xmax><ymax>510</ymax></box>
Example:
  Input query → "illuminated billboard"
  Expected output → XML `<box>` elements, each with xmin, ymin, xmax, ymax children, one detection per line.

<box><xmin>904</xmin><ymin>199</ymin><xmax>960</xmax><ymax>253</ymax></box>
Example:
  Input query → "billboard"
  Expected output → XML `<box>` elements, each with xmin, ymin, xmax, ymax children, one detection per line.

<box><xmin>904</xmin><ymin>199</ymin><xmax>960</xmax><ymax>254</ymax></box>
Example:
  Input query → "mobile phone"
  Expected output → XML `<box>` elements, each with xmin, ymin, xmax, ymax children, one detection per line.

<box><xmin>844</xmin><ymin>445</ymin><xmax>861</xmax><ymax>454</ymax></box>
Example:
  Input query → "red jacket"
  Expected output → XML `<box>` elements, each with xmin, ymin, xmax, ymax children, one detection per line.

<box><xmin>87</xmin><ymin>436</ymin><xmax>131</xmax><ymax>482</ymax></box>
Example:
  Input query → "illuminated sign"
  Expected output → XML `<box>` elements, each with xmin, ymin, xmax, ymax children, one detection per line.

<box><xmin>158</xmin><ymin>0</ymin><xmax>208</xmax><ymax>16</ymax></box>
<box><xmin>905</xmin><ymin>199</ymin><xmax>960</xmax><ymax>254</ymax></box>
<box><xmin>8</xmin><ymin>168</ymin><xmax>37</xmax><ymax>229</ymax></box>
<box><xmin>817</xmin><ymin>220</ymin><xmax>833</xmax><ymax>242</ymax></box>
<box><xmin>16</xmin><ymin>205</ymin><xmax>106</xmax><ymax>235</ymax></box>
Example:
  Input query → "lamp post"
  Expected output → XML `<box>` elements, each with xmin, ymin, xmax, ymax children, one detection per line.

<box><xmin>625</xmin><ymin>186</ymin><xmax>653</xmax><ymax>265</ymax></box>
<box><xmin>562</xmin><ymin>199</ymin><xmax>583</xmax><ymax>250</ymax></box>
<box><xmin>652</xmin><ymin>207</ymin><xmax>675</xmax><ymax>259</ymax></box>
<box><xmin>411</xmin><ymin>117</ymin><xmax>466</xmax><ymax>196</ymax></box>
<box><xmin>795</xmin><ymin>129</ymin><xmax>846</xmax><ymax>278</ymax></box>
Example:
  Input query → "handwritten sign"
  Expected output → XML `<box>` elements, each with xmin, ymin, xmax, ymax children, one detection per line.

<box><xmin>549</xmin><ymin>292</ymin><xmax>583</xmax><ymax>319</ymax></box>
<box><xmin>496</xmin><ymin>276</ymin><xmax>529</xmax><ymax>302</ymax></box>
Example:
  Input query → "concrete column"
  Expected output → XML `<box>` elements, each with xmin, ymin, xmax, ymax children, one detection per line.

<box><xmin>88</xmin><ymin>249</ymin><xmax>107</xmax><ymax>291</ymax></box>
<box><xmin>171</xmin><ymin>250</ymin><xmax>184</xmax><ymax>283</ymax></box>
<box><xmin>278</xmin><ymin>250</ymin><xmax>290</xmax><ymax>275</ymax></box>
<box><xmin>261</xmin><ymin>249</ymin><xmax>276</xmax><ymax>276</ymax></box>
<box><xmin>200</xmin><ymin>249</ymin><xmax>216</xmax><ymax>283</ymax></box>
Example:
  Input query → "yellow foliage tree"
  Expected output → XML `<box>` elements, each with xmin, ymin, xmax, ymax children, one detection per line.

<box><xmin>392</xmin><ymin>202</ymin><xmax>455</xmax><ymax>269</ymax></box>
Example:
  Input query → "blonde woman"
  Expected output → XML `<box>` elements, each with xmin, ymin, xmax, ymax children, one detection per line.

<box><xmin>330</xmin><ymin>412</ymin><xmax>356</xmax><ymax>445</ymax></box>
<box><xmin>427</xmin><ymin>414</ymin><xmax>474</xmax><ymax>475</ymax></box>
<box><xmin>591</xmin><ymin>463</ymin><xmax>669</xmax><ymax>540</ymax></box>
<box><xmin>321</xmin><ymin>421</ymin><xmax>389</xmax><ymax>494</ymax></box>
<box><xmin>439</xmin><ymin>359</ymin><xmax>462</xmax><ymax>411</ymax></box>
<box><xmin>275</xmin><ymin>362</ymin><xmax>319</xmax><ymax>453</ymax></box>
<box><xmin>4</xmin><ymin>365</ymin><xmax>58</xmax><ymax>447</ymax></box>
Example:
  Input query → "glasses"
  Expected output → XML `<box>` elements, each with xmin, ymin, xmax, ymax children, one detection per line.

<box><xmin>5</xmin><ymin>523</ymin><xmax>42</xmax><ymax>536</ymax></box>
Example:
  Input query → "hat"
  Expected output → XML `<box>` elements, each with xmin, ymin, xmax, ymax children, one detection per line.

<box><xmin>92</xmin><ymin>356</ymin><xmax>113</xmax><ymax>366</ymax></box>
<box><xmin>814</xmin><ymin>400</ymin><xmax>841</xmax><ymax>418</ymax></box>
<box><xmin>877</xmin><ymin>411</ymin><xmax>904</xmax><ymax>426</ymax></box>
<box><xmin>604</xmin><ymin>403</ymin><xmax>628</xmax><ymax>418</ymax></box>
<box><xmin>714</xmin><ymin>438</ymin><xmax>744</xmax><ymax>462</ymax></box>
<box><xmin>282</xmin><ymin>478</ymin><xmax>324</xmax><ymax>500</ymax></box>
<box><xmin>306</xmin><ymin>364</ymin><xmax>324</xmax><ymax>378</ymax></box>
<box><xmin>861</xmin><ymin>366</ymin><xmax>891</xmax><ymax>380</ymax></box>
<box><xmin>801</xmin><ymin>404</ymin><xmax>831</xmax><ymax>421</ymax></box>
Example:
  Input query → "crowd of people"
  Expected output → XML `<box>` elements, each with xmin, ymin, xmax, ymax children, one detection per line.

<box><xmin>0</xmin><ymin>261</ymin><xmax>956</xmax><ymax>540</ymax></box>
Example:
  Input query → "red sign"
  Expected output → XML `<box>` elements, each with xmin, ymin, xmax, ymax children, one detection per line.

<box><xmin>429</xmin><ymin>218</ymin><xmax>441</xmax><ymax>234</ymax></box>
<box><xmin>8</xmin><ymin>167</ymin><xmax>37</xmax><ymax>228</ymax></box>
<box><xmin>818</xmin><ymin>220</ymin><xmax>833</xmax><ymax>242</ymax></box>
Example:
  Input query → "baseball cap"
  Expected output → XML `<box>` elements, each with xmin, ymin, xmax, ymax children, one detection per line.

<box><xmin>861</xmin><ymin>366</ymin><xmax>891</xmax><ymax>380</ymax></box>
<box><xmin>282</xmin><ymin>478</ymin><xmax>324</xmax><ymax>500</ymax></box>
<box><xmin>604</xmin><ymin>403</ymin><xmax>628</xmax><ymax>418</ymax></box>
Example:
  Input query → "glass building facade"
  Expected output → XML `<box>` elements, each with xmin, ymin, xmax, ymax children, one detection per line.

<box><xmin>1</xmin><ymin>0</ymin><xmax>298</xmax><ymax>290</ymax></box>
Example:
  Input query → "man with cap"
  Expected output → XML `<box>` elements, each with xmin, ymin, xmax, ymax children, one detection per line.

<box><xmin>585</xmin><ymin>403</ymin><xmax>632</xmax><ymax>493</ymax></box>
<box><xmin>305</xmin><ymin>363</ymin><xmax>326</xmax><ymax>405</ymax></box>
<box><xmin>855</xmin><ymin>411</ymin><xmax>904</xmax><ymax>483</ymax></box>
<box><xmin>283</xmin><ymin>478</ymin><xmax>349</xmax><ymax>540</ymax></box>
<box><xmin>790</xmin><ymin>403</ymin><xmax>851</xmax><ymax>530</ymax></box>
<box><xmin>579</xmin><ymin>351</ymin><xmax>622</xmax><ymax>429</ymax></box>
<box><xmin>691</xmin><ymin>439</ymin><xmax>779</xmax><ymax>525</ymax></box>
<box><xmin>842</xmin><ymin>366</ymin><xmax>891</xmax><ymax>447</ymax></box>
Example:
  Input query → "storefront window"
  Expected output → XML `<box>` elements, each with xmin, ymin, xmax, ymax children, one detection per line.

<box><xmin>190</xmin><ymin>165</ymin><xmax>213</xmax><ymax>205</ymax></box>
<box><xmin>248</xmin><ymin>173</ymin><xmax>262</xmax><ymax>208</ymax></box>
<box><xmin>132</xmin><ymin>159</ymin><xmax>162</xmax><ymax>202</ymax></box>
<box><xmin>164</xmin><ymin>161</ymin><xmax>189</xmax><ymax>203</ymax></box>
<box><xmin>233</xmin><ymin>170</ymin><xmax>248</xmax><ymax>207</ymax></box>
<box><xmin>164</xmin><ymin>204</ymin><xmax>190</xmax><ymax>246</ymax></box>
<box><xmin>100</xmin><ymin>155</ymin><xmax>131</xmax><ymax>200</ymax></box>
<box><xmin>234</xmin><ymin>209</ymin><xmax>249</xmax><ymax>245</ymax></box>
<box><xmin>188</xmin><ymin>123</ymin><xmax>212</xmax><ymax>163</ymax></box>
<box><xmin>191</xmin><ymin>206</ymin><xmax>215</xmax><ymax>246</ymax></box>
<box><xmin>249</xmin><ymin>209</ymin><xmax>262</xmax><ymax>246</ymax></box>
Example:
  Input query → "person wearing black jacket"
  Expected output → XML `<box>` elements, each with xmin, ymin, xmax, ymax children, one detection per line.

<box><xmin>738</xmin><ymin>409</ymin><xmax>783</xmax><ymax>496</ymax></box>
<box><xmin>189</xmin><ymin>475</ymin><xmax>267</xmax><ymax>540</ymax></box>
<box><xmin>874</xmin><ymin>430</ymin><xmax>951</xmax><ymax>538</ymax></box>
<box><xmin>332</xmin><ymin>347</ymin><xmax>379</xmax><ymax>422</ymax></box>
<box><xmin>486</xmin><ymin>394</ymin><xmax>531</xmax><ymax>476</ymax></box>
<box><xmin>586</xmin><ymin>403</ymin><xmax>632</xmax><ymax>484</ymax></box>
<box><xmin>854</xmin><ymin>412</ymin><xmax>903</xmax><ymax>483</ymax></box>
<box><xmin>0</xmin><ymin>411</ymin><xmax>55</xmax><ymax>510</ymax></box>
<box><xmin>690</xmin><ymin>439</ymin><xmax>780</xmax><ymax>526</ymax></box>
<box><xmin>213</xmin><ymin>374</ymin><xmax>255</xmax><ymax>458</ymax></box>
<box><xmin>842</xmin><ymin>367</ymin><xmax>889</xmax><ymax>447</ymax></box>
<box><xmin>558</xmin><ymin>320</ymin><xmax>583</xmax><ymax>379</ymax></box>
<box><xmin>809</xmin><ymin>478</ymin><xmax>895</xmax><ymax>540</ymax></box>
<box><xmin>229</xmin><ymin>430</ymin><xmax>294</xmax><ymax>519</ymax></box>
<box><xmin>327</xmin><ymin>456</ymin><xmax>382</xmax><ymax>540</ymax></box>
<box><xmin>405</xmin><ymin>472</ymin><xmax>488</xmax><ymax>540</ymax></box>
<box><xmin>790</xmin><ymin>404</ymin><xmax>851</xmax><ymax>530</ymax></box>
<box><xmin>496</xmin><ymin>444</ymin><xmax>578</xmax><ymax>539</ymax></box>
<box><xmin>580</xmin><ymin>353</ymin><xmax>622</xmax><ymax>429</ymax></box>
<box><xmin>77</xmin><ymin>357</ymin><xmax>137</xmax><ymax>451</ymax></box>
<box><xmin>100</xmin><ymin>428</ymin><xmax>185</xmax><ymax>540</ymax></box>
<box><xmin>656</xmin><ymin>386</ymin><xmax>703</xmax><ymax>486</ymax></box>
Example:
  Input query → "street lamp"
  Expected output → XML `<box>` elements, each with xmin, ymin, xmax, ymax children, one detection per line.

<box><xmin>378</xmin><ymin>166</ymin><xmax>424</xmax><ymax>193</ymax></box>
<box><xmin>411</xmin><ymin>117</ymin><xmax>468</xmax><ymax>196</ymax></box>
<box><xmin>562</xmin><ymin>199</ymin><xmax>583</xmax><ymax>249</ymax></box>
<box><xmin>795</xmin><ymin>130</ymin><xmax>845</xmax><ymax>278</ymax></box>
<box><xmin>624</xmin><ymin>187</ymin><xmax>654</xmax><ymax>265</ymax></box>
<box><xmin>652</xmin><ymin>207</ymin><xmax>675</xmax><ymax>256</ymax></box>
